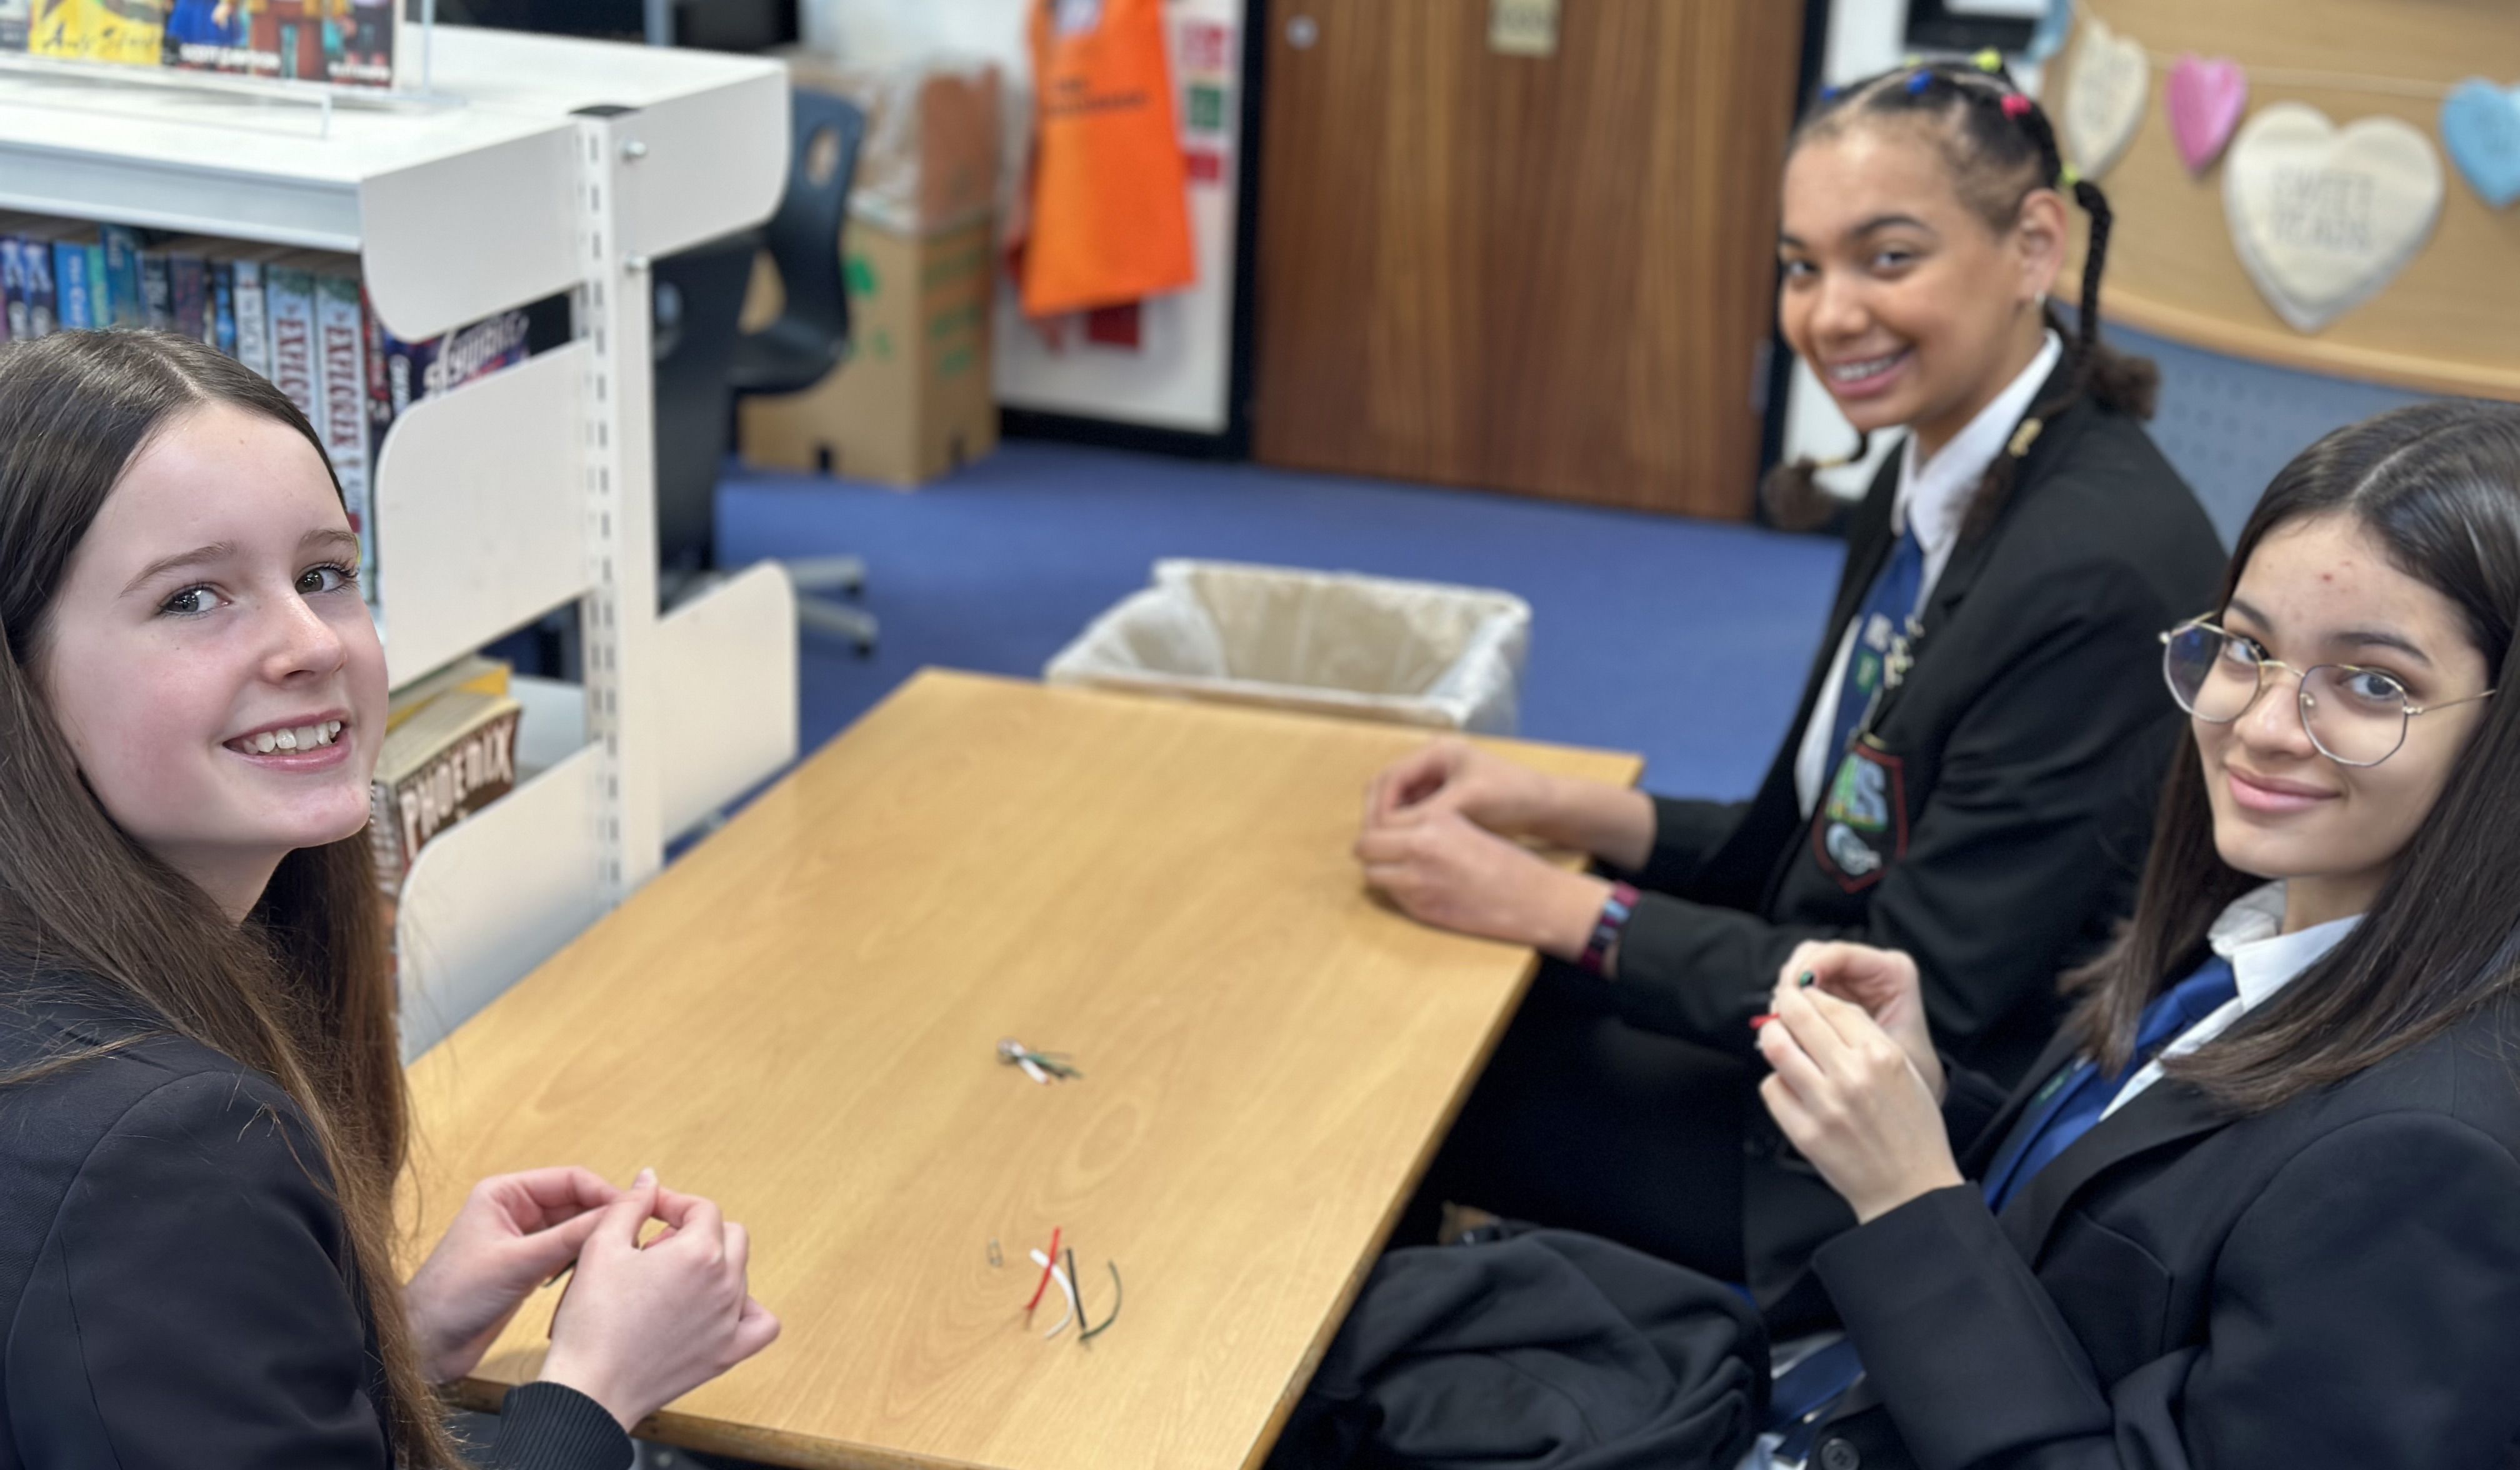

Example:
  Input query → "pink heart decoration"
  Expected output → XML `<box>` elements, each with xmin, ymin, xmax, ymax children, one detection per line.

<box><xmin>2166</xmin><ymin>55</ymin><xmax>2249</xmax><ymax>174</ymax></box>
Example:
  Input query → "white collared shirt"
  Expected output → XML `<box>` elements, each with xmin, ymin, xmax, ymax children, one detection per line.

<box><xmin>1791</xmin><ymin>331</ymin><xmax>2065</xmax><ymax>817</ymax></box>
<box><xmin>2098</xmin><ymin>881</ymin><xmax>2359</xmax><ymax>1119</ymax></box>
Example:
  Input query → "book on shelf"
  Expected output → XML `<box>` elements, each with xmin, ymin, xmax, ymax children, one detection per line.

<box><xmin>302</xmin><ymin>253</ymin><xmax>375</xmax><ymax>593</ymax></box>
<box><xmin>208</xmin><ymin>257</ymin><xmax>238</xmax><ymax>356</ymax></box>
<box><xmin>36</xmin><ymin>222</ymin><xmax>102</xmax><ymax>332</ymax></box>
<box><xmin>98</xmin><ymin>222</ymin><xmax>143</xmax><ymax>329</ymax></box>
<box><xmin>387</xmin><ymin>653</ymin><xmax>512</xmax><ymax>734</ymax></box>
<box><xmin>228</xmin><ymin>241</ymin><xmax>278</xmax><ymax>378</ymax></box>
<box><xmin>1</xmin><ymin>214</ymin><xmax>572</xmax><ymax>611</ymax></box>
<box><xmin>368</xmin><ymin>687</ymin><xmax>523</xmax><ymax>898</ymax></box>
<box><xmin>0</xmin><ymin>221</ymin><xmax>59</xmax><ymax>341</ymax></box>
<box><xmin>261</xmin><ymin>252</ymin><xmax>321</xmax><ymax>430</ymax></box>
<box><xmin>16</xmin><ymin>0</ymin><xmax>406</xmax><ymax>88</ymax></box>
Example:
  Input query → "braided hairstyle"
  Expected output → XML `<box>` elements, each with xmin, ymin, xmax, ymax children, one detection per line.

<box><xmin>1762</xmin><ymin>56</ymin><xmax>2159</xmax><ymax>535</ymax></box>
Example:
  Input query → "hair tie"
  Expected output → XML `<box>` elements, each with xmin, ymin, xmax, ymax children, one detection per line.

<box><xmin>2060</xmin><ymin>163</ymin><xmax>2082</xmax><ymax>189</ymax></box>
<box><xmin>1906</xmin><ymin>69</ymin><xmax>1934</xmax><ymax>94</ymax></box>
<box><xmin>2001</xmin><ymin>94</ymin><xmax>2031</xmax><ymax>120</ymax></box>
<box><xmin>1972</xmin><ymin>48</ymin><xmax>2004</xmax><ymax>73</ymax></box>
<box><xmin>1819</xmin><ymin>82</ymin><xmax>1842</xmax><ymax>102</ymax></box>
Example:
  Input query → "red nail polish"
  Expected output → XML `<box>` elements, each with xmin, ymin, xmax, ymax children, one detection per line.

<box><xmin>1750</xmin><ymin>1013</ymin><xmax>1777</xmax><ymax>1029</ymax></box>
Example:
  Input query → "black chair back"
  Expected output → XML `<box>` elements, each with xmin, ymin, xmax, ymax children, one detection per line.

<box><xmin>731</xmin><ymin>87</ymin><xmax>868</xmax><ymax>395</ymax></box>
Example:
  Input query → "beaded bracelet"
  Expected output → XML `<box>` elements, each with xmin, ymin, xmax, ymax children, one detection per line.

<box><xmin>1577</xmin><ymin>881</ymin><xmax>1641</xmax><ymax>978</ymax></box>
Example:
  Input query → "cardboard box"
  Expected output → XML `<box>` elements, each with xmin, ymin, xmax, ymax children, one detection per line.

<box><xmin>738</xmin><ymin>53</ymin><xmax>1003</xmax><ymax>487</ymax></box>
<box><xmin>738</xmin><ymin>215</ymin><xmax>998</xmax><ymax>487</ymax></box>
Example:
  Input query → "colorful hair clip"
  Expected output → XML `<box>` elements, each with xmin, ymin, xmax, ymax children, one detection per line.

<box><xmin>1972</xmin><ymin>48</ymin><xmax>2004</xmax><ymax>73</ymax></box>
<box><xmin>1906</xmin><ymin>70</ymin><xmax>1933</xmax><ymax>94</ymax></box>
<box><xmin>2001</xmin><ymin>94</ymin><xmax>2032</xmax><ymax>120</ymax></box>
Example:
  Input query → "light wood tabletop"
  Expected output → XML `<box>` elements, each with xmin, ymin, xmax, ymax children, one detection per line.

<box><xmin>404</xmin><ymin>669</ymin><xmax>1642</xmax><ymax>1470</ymax></box>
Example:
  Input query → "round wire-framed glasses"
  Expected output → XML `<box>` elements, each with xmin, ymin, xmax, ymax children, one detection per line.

<box><xmin>2159</xmin><ymin>618</ymin><xmax>2496</xmax><ymax>768</ymax></box>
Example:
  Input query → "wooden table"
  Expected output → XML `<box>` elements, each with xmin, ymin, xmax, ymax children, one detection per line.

<box><xmin>406</xmin><ymin>670</ymin><xmax>1641</xmax><ymax>1470</ymax></box>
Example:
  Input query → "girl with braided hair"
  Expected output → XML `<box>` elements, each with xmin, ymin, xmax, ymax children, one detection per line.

<box><xmin>1358</xmin><ymin>57</ymin><xmax>2224</xmax><ymax>1328</ymax></box>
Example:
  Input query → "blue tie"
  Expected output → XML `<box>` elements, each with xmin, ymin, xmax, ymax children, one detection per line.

<box><xmin>1822</xmin><ymin>522</ymin><xmax>1926</xmax><ymax>771</ymax></box>
<box><xmin>1763</xmin><ymin>955</ymin><xmax>2239</xmax><ymax>1454</ymax></box>
<box><xmin>1979</xmin><ymin>957</ymin><xmax>2239</xmax><ymax>1213</ymax></box>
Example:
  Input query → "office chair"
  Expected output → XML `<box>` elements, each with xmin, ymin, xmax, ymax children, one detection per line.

<box><xmin>653</xmin><ymin>86</ymin><xmax>878</xmax><ymax>652</ymax></box>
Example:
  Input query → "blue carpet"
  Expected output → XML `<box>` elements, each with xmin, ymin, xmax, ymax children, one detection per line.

<box><xmin>716</xmin><ymin>441</ymin><xmax>1845</xmax><ymax>801</ymax></box>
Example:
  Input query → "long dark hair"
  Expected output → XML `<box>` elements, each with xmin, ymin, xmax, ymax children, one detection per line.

<box><xmin>1764</xmin><ymin>59</ymin><xmax>2159</xmax><ymax>533</ymax></box>
<box><xmin>2067</xmin><ymin>401</ymin><xmax>2520</xmax><ymax>1111</ymax></box>
<box><xmin>0</xmin><ymin>331</ymin><xmax>458</xmax><ymax>1467</ymax></box>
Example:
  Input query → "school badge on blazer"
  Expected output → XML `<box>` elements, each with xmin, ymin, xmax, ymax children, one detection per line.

<box><xmin>1813</xmin><ymin>741</ymin><xmax>1908</xmax><ymax>892</ymax></box>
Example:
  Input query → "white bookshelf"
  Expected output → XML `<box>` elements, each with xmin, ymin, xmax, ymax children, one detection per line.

<box><xmin>0</xmin><ymin>29</ymin><xmax>803</xmax><ymax>1058</ymax></box>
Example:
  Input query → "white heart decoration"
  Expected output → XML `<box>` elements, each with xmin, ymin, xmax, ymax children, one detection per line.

<box><xmin>2061</xmin><ymin>15</ymin><xmax>2149</xmax><ymax>179</ymax></box>
<box><xmin>2222</xmin><ymin>102</ymin><xmax>2444</xmax><ymax>334</ymax></box>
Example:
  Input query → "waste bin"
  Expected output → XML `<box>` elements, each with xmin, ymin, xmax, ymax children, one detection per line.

<box><xmin>1044</xmin><ymin>560</ymin><xmax>1532</xmax><ymax>734</ymax></box>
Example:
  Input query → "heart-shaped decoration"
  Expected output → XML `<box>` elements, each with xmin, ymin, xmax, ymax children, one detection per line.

<box><xmin>2061</xmin><ymin>14</ymin><xmax>2149</xmax><ymax>179</ymax></box>
<box><xmin>2164</xmin><ymin>54</ymin><xmax>2247</xmax><ymax>174</ymax></box>
<box><xmin>2441</xmin><ymin>78</ymin><xmax>2520</xmax><ymax>209</ymax></box>
<box><xmin>2224</xmin><ymin>102</ymin><xmax>2444</xmax><ymax>333</ymax></box>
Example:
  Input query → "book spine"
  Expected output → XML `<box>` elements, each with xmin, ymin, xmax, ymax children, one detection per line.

<box><xmin>389</xmin><ymin>708</ymin><xmax>522</xmax><ymax>875</ymax></box>
<box><xmin>170</xmin><ymin>254</ymin><xmax>209</xmax><ymax>344</ymax></box>
<box><xmin>209</xmin><ymin>259</ymin><xmax>237</xmax><ymax>356</ymax></box>
<box><xmin>427</xmin><ymin>308</ymin><xmax>532</xmax><ymax>396</ymax></box>
<box><xmin>0</xmin><ymin>238</ymin><xmax>20</xmax><ymax>343</ymax></box>
<box><xmin>138</xmin><ymin>250</ymin><xmax>173</xmax><ymax>331</ymax></box>
<box><xmin>312</xmin><ymin>271</ymin><xmax>374</xmax><ymax>596</ymax></box>
<box><xmin>232</xmin><ymin>259</ymin><xmax>269</xmax><ymax>378</ymax></box>
<box><xmin>368</xmin><ymin>778</ymin><xmax>408</xmax><ymax>896</ymax></box>
<box><xmin>16</xmin><ymin>236</ymin><xmax>54</xmax><ymax>336</ymax></box>
<box><xmin>52</xmin><ymin>242</ymin><xmax>90</xmax><ymax>331</ymax></box>
<box><xmin>362</xmin><ymin>284</ymin><xmax>396</xmax><ymax>465</ymax></box>
<box><xmin>82</xmin><ymin>243</ymin><xmax>103</xmax><ymax>318</ymax></box>
<box><xmin>264</xmin><ymin>266</ymin><xmax>320</xmax><ymax>427</ymax></box>
<box><xmin>99</xmin><ymin>224</ymin><xmax>142</xmax><ymax>328</ymax></box>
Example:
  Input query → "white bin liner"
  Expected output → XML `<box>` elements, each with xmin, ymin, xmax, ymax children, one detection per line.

<box><xmin>1045</xmin><ymin>560</ymin><xmax>1532</xmax><ymax>734</ymax></box>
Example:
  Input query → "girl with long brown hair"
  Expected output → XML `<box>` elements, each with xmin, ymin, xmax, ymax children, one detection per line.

<box><xmin>0</xmin><ymin>329</ymin><xmax>777</xmax><ymax>1467</ymax></box>
<box><xmin>1757</xmin><ymin>400</ymin><xmax>2520</xmax><ymax>1467</ymax></box>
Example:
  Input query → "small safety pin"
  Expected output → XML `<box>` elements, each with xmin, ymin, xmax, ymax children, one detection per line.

<box><xmin>998</xmin><ymin>1037</ymin><xmax>1082</xmax><ymax>1083</ymax></box>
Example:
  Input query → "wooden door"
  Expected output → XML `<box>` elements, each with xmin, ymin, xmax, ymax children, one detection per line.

<box><xmin>1252</xmin><ymin>0</ymin><xmax>1803</xmax><ymax>519</ymax></box>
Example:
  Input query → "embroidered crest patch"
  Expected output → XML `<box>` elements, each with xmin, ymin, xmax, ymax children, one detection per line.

<box><xmin>1811</xmin><ymin>742</ymin><xmax>1909</xmax><ymax>893</ymax></box>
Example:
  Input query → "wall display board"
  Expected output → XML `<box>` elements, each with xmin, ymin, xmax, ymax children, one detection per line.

<box><xmin>2051</xmin><ymin>0</ymin><xmax>2520</xmax><ymax>401</ymax></box>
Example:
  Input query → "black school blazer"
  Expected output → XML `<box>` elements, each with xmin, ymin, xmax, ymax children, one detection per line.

<box><xmin>1801</xmin><ymin>998</ymin><xmax>2520</xmax><ymax>1470</ymax></box>
<box><xmin>1586</xmin><ymin>379</ymin><xmax>2224</xmax><ymax>1310</ymax></box>
<box><xmin>0</xmin><ymin>982</ymin><xmax>629</xmax><ymax>1469</ymax></box>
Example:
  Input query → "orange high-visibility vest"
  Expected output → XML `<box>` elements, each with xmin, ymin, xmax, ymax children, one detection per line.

<box><xmin>1021</xmin><ymin>0</ymin><xmax>1197</xmax><ymax>318</ymax></box>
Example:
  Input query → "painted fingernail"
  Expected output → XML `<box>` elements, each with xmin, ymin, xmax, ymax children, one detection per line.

<box><xmin>1797</xmin><ymin>971</ymin><xmax>1817</xmax><ymax>988</ymax></box>
<box><xmin>1750</xmin><ymin>1013</ymin><xmax>1778</xmax><ymax>1029</ymax></box>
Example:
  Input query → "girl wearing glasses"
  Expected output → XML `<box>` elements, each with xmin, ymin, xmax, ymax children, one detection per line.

<box><xmin>1754</xmin><ymin>400</ymin><xmax>2520</xmax><ymax>1468</ymax></box>
<box><xmin>1357</xmin><ymin>59</ymin><xmax>2222</xmax><ymax>1324</ymax></box>
<box><xmin>0</xmin><ymin>331</ymin><xmax>778</xmax><ymax>1467</ymax></box>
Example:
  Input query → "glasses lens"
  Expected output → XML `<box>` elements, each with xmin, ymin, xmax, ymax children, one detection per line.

<box><xmin>2302</xmin><ymin>664</ymin><xmax>2410</xmax><ymax>766</ymax></box>
<box><xmin>2164</xmin><ymin>625</ymin><xmax>2258</xmax><ymax>721</ymax></box>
